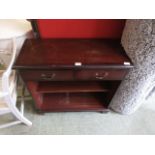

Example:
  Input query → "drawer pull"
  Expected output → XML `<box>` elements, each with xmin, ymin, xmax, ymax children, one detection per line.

<box><xmin>95</xmin><ymin>72</ymin><xmax>108</xmax><ymax>80</ymax></box>
<box><xmin>41</xmin><ymin>73</ymin><xmax>56</xmax><ymax>80</ymax></box>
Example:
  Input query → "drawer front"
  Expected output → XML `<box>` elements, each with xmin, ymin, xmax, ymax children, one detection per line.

<box><xmin>76</xmin><ymin>69</ymin><xmax>128</xmax><ymax>80</ymax></box>
<box><xmin>20</xmin><ymin>70</ymin><xmax>74</xmax><ymax>81</ymax></box>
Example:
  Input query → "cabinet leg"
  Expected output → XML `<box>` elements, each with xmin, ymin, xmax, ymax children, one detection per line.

<box><xmin>99</xmin><ymin>110</ymin><xmax>109</xmax><ymax>114</ymax></box>
<box><xmin>36</xmin><ymin>110</ymin><xmax>45</xmax><ymax>115</ymax></box>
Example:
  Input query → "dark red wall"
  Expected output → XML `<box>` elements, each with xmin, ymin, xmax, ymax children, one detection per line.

<box><xmin>36</xmin><ymin>19</ymin><xmax>125</xmax><ymax>39</ymax></box>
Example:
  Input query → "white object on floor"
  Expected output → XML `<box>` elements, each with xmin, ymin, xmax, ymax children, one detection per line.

<box><xmin>0</xmin><ymin>20</ymin><xmax>32</xmax><ymax>129</ymax></box>
<box><xmin>0</xmin><ymin>39</ymin><xmax>32</xmax><ymax>129</ymax></box>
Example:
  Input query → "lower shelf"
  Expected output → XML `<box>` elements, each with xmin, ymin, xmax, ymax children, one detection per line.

<box><xmin>38</xmin><ymin>92</ymin><xmax>109</xmax><ymax>112</ymax></box>
<box><xmin>26</xmin><ymin>81</ymin><xmax>119</xmax><ymax>113</ymax></box>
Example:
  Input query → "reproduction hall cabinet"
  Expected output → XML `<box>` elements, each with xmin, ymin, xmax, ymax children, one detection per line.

<box><xmin>13</xmin><ymin>20</ymin><xmax>133</xmax><ymax>113</ymax></box>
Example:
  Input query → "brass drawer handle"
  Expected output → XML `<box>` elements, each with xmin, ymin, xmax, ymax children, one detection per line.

<box><xmin>41</xmin><ymin>73</ymin><xmax>56</xmax><ymax>80</ymax></box>
<box><xmin>95</xmin><ymin>72</ymin><xmax>108</xmax><ymax>80</ymax></box>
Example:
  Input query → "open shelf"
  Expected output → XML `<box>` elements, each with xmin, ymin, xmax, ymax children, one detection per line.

<box><xmin>27</xmin><ymin>81</ymin><xmax>121</xmax><ymax>112</ymax></box>
<box><xmin>39</xmin><ymin>92</ymin><xmax>109</xmax><ymax>112</ymax></box>
<box><xmin>37</xmin><ymin>81</ymin><xmax>109</xmax><ymax>93</ymax></box>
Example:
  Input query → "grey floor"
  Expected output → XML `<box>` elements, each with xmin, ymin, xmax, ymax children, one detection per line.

<box><xmin>0</xmin><ymin>99</ymin><xmax>155</xmax><ymax>135</ymax></box>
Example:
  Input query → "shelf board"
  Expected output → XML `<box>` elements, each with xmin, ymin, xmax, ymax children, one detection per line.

<box><xmin>39</xmin><ymin>92</ymin><xmax>109</xmax><ymax>112</ymax></box>
<box><xmin>37</xmin><ymin>81</ymin><xmax>109</xmax><ymax>93</ymax></box>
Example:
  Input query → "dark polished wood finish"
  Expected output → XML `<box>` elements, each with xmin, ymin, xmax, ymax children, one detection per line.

<box><xmin>14</xmin><ymin>39</ymin><xmax>133</xmax><ymax>113</ymax></box>
<box><xmin>14</xmin><ymin>39</ymin><xmax>132</xmax><ymax>69</ymax></box>
<box><xmin>20</xmin><ymin>70</ymin><xmax>74</xmax><ymax>81</ymax></box>
<box><xmin>37</xmin><ymin>81</ymin><xmax>109</xmax><ymax>93</ymax></box>
<box><xmin>42</xmin><ymin>93</ymin><xmax>109</xmax><ymax>112</ymax></box>
<box><xmin>20</xmin><ymin>69</ymin><xmax>128</xmax><ymax>81</ymax></box>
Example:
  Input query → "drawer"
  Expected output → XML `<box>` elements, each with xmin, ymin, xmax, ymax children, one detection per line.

<box><xmin>20</xmin><ymin>70</ymin><xmax>74</xmax><ymax>81</ymax></box>
<box><xmin>76</xmin><ymin>69</ymin><xmax>128</xmax><ymax>80</ymax></box>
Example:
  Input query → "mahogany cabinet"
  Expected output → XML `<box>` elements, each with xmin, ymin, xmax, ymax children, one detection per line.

<box><xmin>13</xmin><ymin>39</ymin><xmax>133</xmax><ymax>113</ymax></box>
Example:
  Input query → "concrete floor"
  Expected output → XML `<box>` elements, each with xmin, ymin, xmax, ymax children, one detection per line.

<box><xmin>0</xmin><ymin>99</ymin><xmax>155</xmax><ymax>135</ymax></box>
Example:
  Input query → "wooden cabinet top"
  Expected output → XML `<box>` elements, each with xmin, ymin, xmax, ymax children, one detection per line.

<box><xmin>13</xmin><ymin>39</ymin><xmax>133</xmax><ymax>69</ymax></box>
